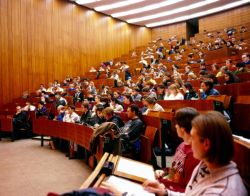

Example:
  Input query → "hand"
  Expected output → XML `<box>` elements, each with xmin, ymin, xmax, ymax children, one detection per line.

<box><xmin>100</xmin><ymin>181</ymin><xmax>123</xmax><ymax>196</ymax></box>
<box><xmin>155</xmin><ymin>170</ymin><xmax>165</xmax><ymax>178</ymax></box>
<box><xmin>142</xmin><ymin>180</ymin><xmax>166</xmax><ymax>196</ymax></box>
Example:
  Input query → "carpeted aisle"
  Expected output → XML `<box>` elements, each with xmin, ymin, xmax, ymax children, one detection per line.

<box><xmin>0</xmin><ymin>138</ymin><xmax>91</xmax><ymax>196</ymax></box>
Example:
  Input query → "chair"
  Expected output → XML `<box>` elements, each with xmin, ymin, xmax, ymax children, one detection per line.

<box><xmin>207</xmin><ymin>95</ymin><xmax>232</xmax><ymax>110</ymax></box>
<box><xmin>140</xmin><ymin>126</ymin><xmax>158</xmax><ymax>163</ymax></box>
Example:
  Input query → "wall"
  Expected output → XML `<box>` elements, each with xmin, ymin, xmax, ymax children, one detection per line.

<box><xmin>151</xmin><ymin>22</ymin><xmax>187</xmax><ymax>41</ymax></box>
<box><xmin>0</xmin><ymin>0</ymin><xmax>151</xmax><ymax>109</ymax></box>
<box><xmin>199</xmin><ymin>4</ymin><xmax>250</xmax><ymax>32</ymax></box>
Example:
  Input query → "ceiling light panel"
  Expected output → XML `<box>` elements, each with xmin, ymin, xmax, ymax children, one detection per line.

<box><xmin>146</xmin><ymin>0</ymin><xmax>250</xmax><ymax>27</ymax></box>
<box><xmin>95</xmin><ymin>0</ymin><xmax>145</xmax><ymax>12</ymax></box>
<box><xmin>111</xmin><ymin>0</ymin><xmax>184</xmax><ymax>18</ymax></box>
<box><xmin>127</xmin><ymin>0</ymin><xmax>219</xmax><ymax>23</ymax></box>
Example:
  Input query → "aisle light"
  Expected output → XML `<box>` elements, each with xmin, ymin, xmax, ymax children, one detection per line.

<box><xmin>127</xmin><ymin>0</ymin><xmax>218</xmax><ymax>23</ymax></box>
<box><xmin>95</xmin><ymin>0</ymin><xmax>145</xmax><ymax>12</ymax></box>
<box><xmin>112</xmin><ymin>0</ymin><xmax>183</xmax><ymax>17</ymax></box>
<box><xmin>146</xmin><ymin>0</ymin><xmax>250</xmax><ymax>27</ymax></box>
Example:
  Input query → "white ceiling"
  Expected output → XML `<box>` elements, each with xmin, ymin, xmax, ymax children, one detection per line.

<box><xmin>69</xmin><ymin>0</ymin><xmax>250</xmax><ymax>27</ymax></box>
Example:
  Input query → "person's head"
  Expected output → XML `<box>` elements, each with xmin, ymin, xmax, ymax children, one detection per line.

<box><xmin>38</xmin><ymin>101</ymin><xmax>45</xmax><ymax>108</ymax></box>
<box><xmin>157</xmin><ymin>84</ymin><xmax>165</xmax><ymax>94</ymax></box>
<box><xmin>113</xmin><ymin>91</ymin><xmax>120</xmax><ymax>99</ymax></box>
<box><xmin>242</xmin><ymin>53</ymin><xmax>249</xmax><ymax>63</ymax></box>
<box><xmin>175</xmin><ymin>107</ymin><xmax>199</xmax><ymax>140</ymax></box>
<box><xmin>200</xmin><ymin>80</ymin><xmax>213</xmax><ymax>92</ymax></box>
<box><xmin>144</xmin><ymin>96</ymin><xmax>156</xmax><ymax>107</ymax></box>
<box><xmin>225</xmin><ymin>59</ymin><xmax>232</xmax><ymax>67</ymax></box>
<box><xmin>82</xmin><ymin>103</ymin><xmax>89</xmax><ymax>113</ymax></box>
<box><xmin>16</xmin><ymin>106</ymin><xmax>22</xmax><ymax>112</ymax></box>
<box><xmin>127</xmin><ymin>104</ymin><xmax>140</xmax><ymax>119</ymax></box>
<box><xmin>124</xmin><ymin>94</ymin><xmax>133</xmax><ymax>104</ymax></box>
<box><xmin>95</xmin><ymin>95</ymin><xmax>101</xmax><ymax>103</ymax></box>
<box><xmin>68</xmin><ymin>105</ymin><xmax>75</xmax><ymax>114</ymax></box>
<box><xmin>96</xmin><ymin>106</ymin><xmax>104</xmax><ymax>118</ymax></box>
<box><xmin>183</xmin><ymin>82</ymin><xmax>194</xmax><ymax>92</ymax></box>
<box><xmin>102</xmin><ymin>107</ymin><xmax>114</xmax><ymax>120</ymax></box>
<box><xmin>168</xmin><ymin>83</ymin><xmax>179</xmax><ymax>95</ymax></box>
<box><xmin>191</xmin><ymin>111</ymin><xmax>233</xmax><ymax>166</ymax></box>
<box><xmin>185</xmin><ymin>65</ymin><xmax>191</xmax><ymax>73</ymax></box>
<box><xmin>131</xmin><ymin>88</ymin><xmax>140</xmax><ymax>96</ymax></box>
<box><xmin>211</xmin><ymin>63</ymin><xmax>219</xmax><ymax>72</ymax></box>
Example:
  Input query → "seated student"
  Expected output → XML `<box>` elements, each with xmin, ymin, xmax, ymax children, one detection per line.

<box><xmin>164</xmin><ymin>84</ymin><xmax>184</xmax><ymax>100</ymax></box>
<box><xmin>80</xmin><ymin>103</ymin><xmax>92</xmax><ymax>125</ymax></box>
<box><xmin>36</xmin><ymin>101</ymin><xmax>48</xmax><ymax>118</ymax></box>
<box><xmin>12</xmin><ymin>106</ymin><xmax>30</xmax><ymax>141</ymax></box>
<box><xmin>89</xmin><ymin>105</ymin><xmax>105</xmax><ymax>128</ymax></box>
<box><xmin>142</xmin><ymin>96</ymin><xmax>164</xmax><ymax>115</ymax></box>
<box><xmin>73</xmin><ymin>87</ymin><xmax>84</xmax><ymax>105</ymax></box>
<box><xmin>122</xmin><ymin>94</ymin><xmax>134</xmax><ymax>112</ymax></box>
<box><xmin>224</xmin><ymin>71</ymin><xmax>240</xmax><ymax>85</ymax></box>
<box><xmin>63</xmin><ymin>106</ymin><xmax>80</xmax><ymax>123</ymax></box>
<box><xmin>183</xmin><ymin>82</ymin><xmax>198</xmax><ymax>100</ymax></box>
<box><xmin>55</xmin><ymin>94</ymin><xmax>67</xmax><ymax>108</ymax></box>
<box><xmin>102</xmin><ymin>107</ymin><xmax>124</xmax><ymax>128</ymax></box>
<box><xmin>241</xmin><ymin>53</ymin><xmax>250</xmax><ymax>66</ymax></box>
<box><xmin>143</xmin><ymin>111</ymin><xmax>248</xmax><ymax>196</ymax></box>
<box><xmin>22</xmin><ymin>101</ymin><xmax>36</xmax><ymax>111</ymax></box>
<box><xmin>63</xmin><ymin>106</ymin><xmax>80</xmax><ymax>159</ymax></box>
<box><xmin>200</xmin><ymin>80</ymin><xmax>219</xmax><ymax>100</ymax></box>
<box><xmin>155</xmin><ymin>107</ymin><xmax>200</xmax><ymax>193</ymax></box>
<box><xmin>120</xmin><ymin>104</ymin><xmax>144</xmax><ymax>157</ymax></box>
<box><xmin>109</xmin><ymin>98</ymin><xmax>124</xmax><ymax>113</ymax></box>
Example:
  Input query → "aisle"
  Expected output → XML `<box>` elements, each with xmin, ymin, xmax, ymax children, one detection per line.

<box><xmin>0</xmin><ymin>138</ymin><xmax>91</xmax><ymax>196</ymax></box>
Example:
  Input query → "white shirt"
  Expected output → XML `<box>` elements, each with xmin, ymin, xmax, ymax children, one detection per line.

<box><xmin>143</xmin><ymin>103</ymin><xmax>164</xmax><ymax>115</ymax></box>
<box><xmin>63</xmin><ymin>112</ymin><xmax>80</xmax><ymax>123</ymax></box>
<box><xmin>164</xmin><ymin>92</ymin><xmax>184</xmax><ymax>100</ymax></box>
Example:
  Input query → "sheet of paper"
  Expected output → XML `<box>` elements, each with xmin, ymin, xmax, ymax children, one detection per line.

<box><xmin>106</xmin><ymin>175</ymin><xmax>154</xmax><ymax>196</ymax></box>
<box><xmin>115</xmin><ymin>157</ymin><xmax>155</xmax><ymax>181</ymax></box>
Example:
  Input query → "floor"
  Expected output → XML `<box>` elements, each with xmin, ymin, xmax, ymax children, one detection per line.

<box><xmin>0</xmin><ymin>138</ymin><xmax>91</xmax><ymax>196</ymax></box>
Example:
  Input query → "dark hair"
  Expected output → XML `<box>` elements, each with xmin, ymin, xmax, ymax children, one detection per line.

<box><xmin>124</xmin><ymin>94</ymin><xmax>133</xmax><ymax>103</ymax></box>
<box><xmin>192</xmin><ymin>111</ymin><xmax>234</xmax><ymax>165</ymax></box>
<box><xmin>39</xmin><ymin>101</ymin><xmax>45</xmax><ymax>105</ymax></box>
<box><xmin>184</xmin><ymin>82</ymin><xmax>194</xmax><ymax>91</ymax></box>
<box><xmin>82</xmin><ymin>103</ymin><xmax>89</xmax><ymax>109</ymax></box>
<box><xmin>175</xmin><ymin>107</ymin><xmax>199</xmax><ymax>134</ymax></box>
<box><xmin>128</xmin><ymin>104</ymin><xmax>140</xmax><ymax>116</ymax></box>
<box><xmin>202</xmin><ymin>80</ymin><xmax>214</xmax><ymax>90</ymax></box>
<box><xmin>224</xmin><ymin>71</ymin><xmax>239</xmax><ymax>84</ymax></box>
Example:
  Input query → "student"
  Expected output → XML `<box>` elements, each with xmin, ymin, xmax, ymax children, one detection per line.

<box><xmin>154</xmin><ymin>107</ymin><xmax>200</xmax><ymax>193</ymax></box>
<box><xmin>143</xmin><ymin>111</ymin><xmax>247</xmax><ymax>196</ymax></box>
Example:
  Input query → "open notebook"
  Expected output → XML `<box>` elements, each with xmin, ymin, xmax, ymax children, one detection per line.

<box><xmin>113</xmin><ymin>156</ymin><xmax>155</xmax><ymax>183</ymax></box>
<box><xmin>105</xmin><ymin>175</ymin><xmax>154</xmax><ymax>196</ymax></box>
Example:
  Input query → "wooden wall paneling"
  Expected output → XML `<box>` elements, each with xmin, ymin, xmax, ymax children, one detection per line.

<box><xmin>199</xmin><ymin>5</ymin><xmax>250</xmax><ymax>32</ymax></box>
<box><xmin>151</xmin><ymin>22</ymin><xmax>187</xmax><ymax>41</ymax></box>
<box><xmin>0</xmin><ymin>0</ymin><xmax>152</xmax><ymax>109</ymax></box>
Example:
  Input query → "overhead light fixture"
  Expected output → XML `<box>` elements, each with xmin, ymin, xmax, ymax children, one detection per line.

<box><xmin>112</xmin><ymin>0</ymin><xmax>183</xmax><ymax>18</ymax></box>
<box><xmin>127</xmin><ymin>0</ymin><xmax>219</xmax><ymax>23</ymax></box>
<box><xmin>95</xmin><ymin>0</ymin><xmax>145</xmax><ymax>12</ymax></box>
<box><xmin>75</xmin><ymin>0</ymin><xmax>101</xmax><ymax>5</ymax></box>
<box><xmin>146</xmin><ymin>0</ymin><xmax>250</xmax><ymax>27</ymax></box>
